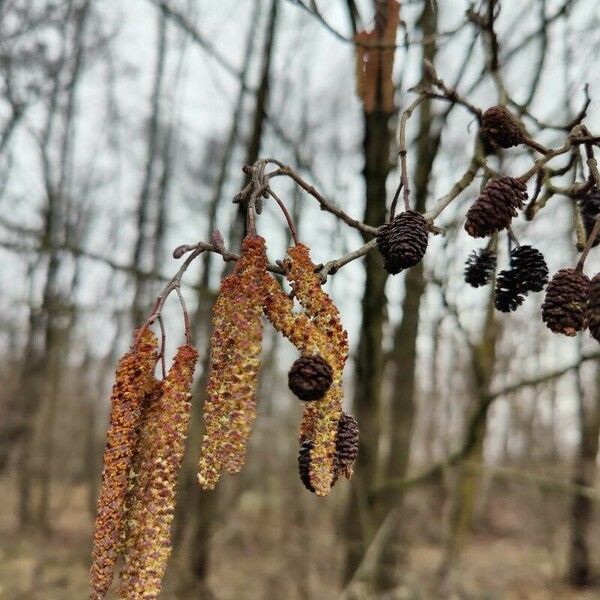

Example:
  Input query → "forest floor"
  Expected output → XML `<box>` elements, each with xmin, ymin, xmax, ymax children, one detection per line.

<box><xmin>1</xmin><ymin>475</ymin><xmax>599</xmax><ymax>600</ymax></box>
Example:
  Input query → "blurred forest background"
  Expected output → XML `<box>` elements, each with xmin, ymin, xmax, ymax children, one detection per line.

<box><xmin>2</xmin><ymin>0</ymin><xmax>600</xmax><ymax>598</ymax></box>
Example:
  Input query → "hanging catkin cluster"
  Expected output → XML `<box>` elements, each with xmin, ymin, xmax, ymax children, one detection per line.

<box><xmin>195</xmin><ymin>238</ymin><xmax>357</xmax><ymax>497</ymax></box>
<box><xmin>90</xmin><ymin>329</ymin><xmax>158</xmax><ymax>600</ymax></box>
<box><xmin>119</xmin><ymin>344</ymin><xmax>198</xmax><ymax>599</ymax></box>
<box><xmin>197</xmin><ymin>235</ymin><xmax>267</xmax><ymax>489</ymax></box>
<box><xmin>90</xmin><ymin>332</ymin><xmax>198</xmax><ymax>600</ymax></box>
<box><xmin>284</xmin><ymin>244</ymin><xmax>351</xmax><ymax>496</ymax></box>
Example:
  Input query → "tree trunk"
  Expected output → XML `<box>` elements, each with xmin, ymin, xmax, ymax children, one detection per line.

<box><xmin>373</xmin><ymin>1</ymin><xmax>438</xmax><ymax>591</ymax></box>
<box><xmin>441</xmin><ymin>287</ymin><xmax>497</xmax><ymax>578</ymax></box>
<box><xmin>567</xmin><ymin>363</ymin><xmax>600</xmax><ymax>587</ymax></box>
<box><xmin>342</xmin><ymin>0</ymin><xmax>399</xmax><ymax>582</ymax></box>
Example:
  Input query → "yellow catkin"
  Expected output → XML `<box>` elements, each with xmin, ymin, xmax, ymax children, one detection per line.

<box><xmin>118</xmin><ymin>344</ymin><xmax>198</xmax><ymax>600</ymax></box>
<box><xmin>118</xmin><ymin>379</ymin><xmax>163</xmax><ymax>567</ymax></box>
<box><xmin>284</xmin><ymin>244</ymin><xmax>349</xmax><ymax>496</ymax></box>
<box><xmin>262</xmin><ymin>273</ymin><xmax>327</xmax><ymax>444</ymax></box>
<box><xmin>89</xmin><ymin>329</ymin><xmax>158</xmax><ymax>600</ymax></box>
<box><xmin>197</xmin><ymin>235</ymin><xmax>266</xmax><ymax>489</ymax></box>
<box><xmin>284</xmin><ymin>244</ymin><xmax>348</xmax><ymax>370</ymax></box>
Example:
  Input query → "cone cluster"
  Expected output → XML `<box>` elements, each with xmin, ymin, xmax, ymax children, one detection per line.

<box><xmin>542</xmin><ymin>268</ymin><xmax>590</xmax><ymax>336</ymax></box>
<box><xmin>465</xmin><ymin>177</ymin><xmax>527</xmax><ymax>238</ymax></box>
<box><xmin>90</xmin><ymin>329</ymin><xmax>158</xmax><ymax>600</ymax></box>
<box><xmin>298</xmin><ymin>412</ymin><xmax>359</xmax><ymax>493</ymax></box>
<box><xmin>578</xmin><ymin>188</ymin><xmax>600</xmax><ymax>248</ymax></box>
<box><xmin>588</xmin><ymin>274</ymin><xmax>600</xmax><ymax>342</ymax></box>
<box><xmin>495</xmin><ymin>269</ymin><xmax>526</xmax><ymax>313</ymax></box>
<box><xmin>464</xmin><ymin>248</ymin><xmax>497</xmax><ymax>287</ymax></box>
<box><xmin>288</xmin><ymin>354</ymin><xmax>333</xmax><ymax>401</ymax></box>
<box><xmin>298</xmin><ymin>440</ymin><xmax>314</xmax><ymax>493</ymax></box>
<box><xmin>376</xmin><ymin>210</ymin><xmax>429</xmax><ymax>274</ymax></box>
<box><xmin>481</xmin><ymin>105</ymin><xmax>524</xmax><ymax>150</ymax></box>
<box><xmin>494</xmin><ymin>245</ymin><xmax>548</xmax><ymax>313</ymax></box>
<box><xmin>334</xmin><ymin>413</ymin><xmax>359</xmax><ymax>479</ymax></box>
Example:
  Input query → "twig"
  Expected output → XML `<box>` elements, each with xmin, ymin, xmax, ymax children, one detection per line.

<box><xmin>395</xmin><ymin>95</ymin><xmax>428</xmax><ymax>215</ymax></box>
<box><xmin>266</xmin><ymin>187</ymin><xmax>299</xmax><ymax>245</ymax></box>
<box><xmin>265</xmin><ymin>159</ymin><xmax>377</xmax><ymax>236</ymax></box>
<box><xmin>423</xmin><ymin>147</ymin><xmax>482</xmax><ymax>223</ymax></box>
<box><xmin>316</xmin><ymin>238</ymin><xmax>378</xmax><ymax>281</ymax></box>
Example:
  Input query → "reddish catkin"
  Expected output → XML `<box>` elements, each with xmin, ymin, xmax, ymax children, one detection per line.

<box><xmin>89</xmin><ymin>328</ymin><xmax>158</xmax><ymax>600</ymax></box>
<box><xmin>284</xmin><ymin>244</ymin><xmax>348</xmax><ymax>496</ymax></box>
<box><xmin>197</xmin><ymin>235</ymin><xmax>267</xmax><ymax>489</ymax></box>
<box><xmin>118</xmin><ymin>344</ymin><xmax>198</xmax><ymax>600</ymax></box>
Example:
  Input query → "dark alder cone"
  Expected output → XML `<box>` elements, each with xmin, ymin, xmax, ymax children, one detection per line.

<box><xmin>288</xmin><ymin>354</ymin><xmax>333</xmax><ymax>401</ymax></box>
<box><xmin>510</xmin><ymin>245</ymin><xmax>549</xmax><ymax>293</ymax></box>
<box><xmin>495</xmin><ymin>269</ymin><xmax>525</xmax><ymax>313</ymax></box>
<box><xmin>376</xmin><ymin>210</ymin><xmax>429</xmax><ymax>275</ymax></box>
<box><xmin>542</xmin><ymin>268</ymin><xmax>590</xmax><ymax>336</ymax></box>
<box><xmin>464</xmin><ymin>248</ymin><xmax>497</xmax><ymax>287</ymax></box>
<box><xmin>481</xmin><ymin>105</ymin><xmax>524</xmax><ymax>150</ymax></box>
<box><xmin>587</xmin><ymin>274</ymin><xmax>600</xmax><ymax>342</ymax></box>
<box><xmin>334</xmin><ymin>413</ymin><xmax>359</xmax><ymax>478</ymax></box>
<box><xmin>578</xmin><ymin>189</ymin><xmax>600</xmax><ymax>248</ymax></box>
<box><xmin>465</xmin><ymin>177</ymin><xmax>528</xmax><ymax>238</ymax></box>
<box><xmin>298</xmin><ymin>440</ymin><xmax>315</xmax><ymax>493</ymax></box>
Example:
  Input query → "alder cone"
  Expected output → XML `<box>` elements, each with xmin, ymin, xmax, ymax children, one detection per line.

<box><xmin>578</xmin><ymin>189</ymin><xmax>600</xmax><ymax>248</ymax></box>
<box><xmin>510</xmin><ymin>245</ymin><xmax>548</xmax><ymax>293</ymax></box>
<box><xmin>542</xmin><ymin>268</ymin><xmax>590</xmax><ymax>336</ymax></box>
<box><xmin>334</xmin><ymin>413</ymin><xmax>359</xmax><ymax>478</ymax></box>
<box><xmin>481</xmin><ymin>105</ymin><xmax>524</xmax><ymax>149</ymax></box>
<box><xmin>288</xmin><ymin>355</ymin><xmax>333</xmax><ymax>401</ymax></box>
<box><xmin>298</xmin><ymin>440</ymin><xmax>314</xmax><ymax>492</ymax></box>
<box><xmin>588</xmin><ymin>274</ymin><xmax>600</xmax><ymax>342</ymax></box>
<box><xmin>376</xmin><ymin>210</ymin><xmax>429</xmax><ymax>275</ymax></box>
<box><xmin>495</xmin><ymin>269</ymin><xmax>525</xmax><ymax>313</ymax></box>
<box><xmin>465</xmin><ymin>177</ymin><xmax>527</xmax><ymax>238</ymax></box>
<box><xmin>464</xmin><ymin>248</ymin><xmax>497</xmax><ymax>287</ymax></box>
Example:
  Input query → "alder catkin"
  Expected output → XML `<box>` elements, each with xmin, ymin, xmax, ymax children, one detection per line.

<box><xmin>197</xmin><ymin>235</ymin><xmax>266</xmax><ymax>489</ymax></box>
<box><xmin>89</xmin><ymin>328</ymin><xmax>158</xmax><ymax>600</ymax></box>
<box><xmin>284</xmin><ymin>244</ymin><xmax>348</xmax><ymax>496</ymax></box>
<box><xmin>118</xmin><ymin>344</ymin><xmax>198</xmax><ymax>600</ymax></box>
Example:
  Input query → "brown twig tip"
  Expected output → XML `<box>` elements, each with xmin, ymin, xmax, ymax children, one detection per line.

<box><xmin>172</xmin><ymin>244</ymin><xmax>188</xmax><ymax>259</ymax></box>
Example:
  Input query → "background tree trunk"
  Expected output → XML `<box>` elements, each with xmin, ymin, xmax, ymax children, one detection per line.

<box><xmin>567</xmin><ymin>362</ymin><xmax>600</xmax><ymax>587</ymax></box>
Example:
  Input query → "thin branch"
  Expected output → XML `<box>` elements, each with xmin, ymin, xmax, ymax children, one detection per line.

<box><xmin>265</xmin><ymin>159</ymin><xmax>378</xmax><ymax>236</ymax></box>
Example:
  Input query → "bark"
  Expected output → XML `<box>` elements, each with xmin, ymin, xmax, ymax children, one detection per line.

<box><xmin>373</xmin><ymin>2</ymin><xmax>438</xmax><ymax>592</ymax></box>
<box><xmin>441</xmin><ymin>287</ymin><xmax>497</xmax><ymax>577</ymax></box>
<box><xmin>342</xmin><ymin>1</ymin><xmax>398</xmax><ymax>583</ymax></box>
<box><xmin>0</xmin><ymin>0</ymin><xmax>87</xmax><ymax>474</ymax></box>
<box><xmin>567</xmin><ymin>364</ymin><xmax>600</xmax><ymax>587</ymax></box>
